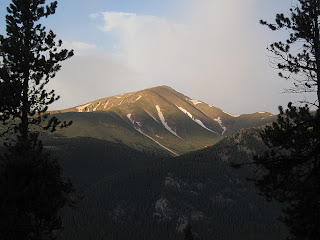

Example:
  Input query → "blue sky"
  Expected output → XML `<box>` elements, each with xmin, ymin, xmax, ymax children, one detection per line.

<box><xmin>43</xmin><ymin>0</ymin><xmax>192</xmax><ymax>52</ymax></box>
<box><xmin>1</xmin><ymin>0</ymin><xmax>315</xmax><ymax>114</ymax></box>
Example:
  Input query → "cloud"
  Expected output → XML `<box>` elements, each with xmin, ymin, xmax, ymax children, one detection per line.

<box><xmin>102</xmin><ymin>12</ymin><xmax>138</xmax><ymax>33</ymax></box>
<box><xmin>96</xmin><ymin>0</ymin><xmax>315</xmax><ymax>114</ymax></box>
<box><xmin>97</xmin><ymin>3</ymin><xmax>273</xmax><ymax>113</ymax></box>
<box><xmin>101</xmin><ymin>11</ymin><xmax>191</xmax><ymax>82</ymax></box>
<box><xmin>89</xmin><ymin>13</ymin><xmax>100</xmax><ymax>19</ymax></box>
<box><xmin>50</xmin><ymin>55</ymin><xmax>145</xmax><ymax>110</ymax></box>
<box><xmin>63</xmin><ymin>41</ymin><xmax>97</xmax><ymax>54</ymax></box>
<box><xmin>51</xmin><ymin>0</ymin><xmax>315</xmax><ymax>114</ymax></box>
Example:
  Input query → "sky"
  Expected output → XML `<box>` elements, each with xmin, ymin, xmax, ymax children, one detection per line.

<box><xmin>0</xmin><ymin>0</ymin><xmax>317</xmax><ymax>114</ymax></box>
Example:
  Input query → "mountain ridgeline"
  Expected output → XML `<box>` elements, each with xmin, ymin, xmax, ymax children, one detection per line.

<box><xmin>50</xmin><ymin>86</ymin><xmax>276</xmax><ymax>156</ymax></box>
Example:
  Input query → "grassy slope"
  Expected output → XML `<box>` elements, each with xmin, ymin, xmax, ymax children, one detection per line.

<box><xmin>47</xmin><ymin>86</ymin><xmax>276</xmax><ymax>156</ymax></box>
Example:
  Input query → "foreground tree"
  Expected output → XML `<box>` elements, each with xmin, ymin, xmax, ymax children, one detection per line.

<box><xmin>0</xmin><ymin>133</ymin><xmax>74</xmax><ymax>239</ymax></box>
<box><xmin>252</xmin><ymin>104</ymin><xmax>320</xmax><ymax>239</ymax></box>
<box><xmin>0</xmin><ymin>0</ymin><xmax>73</xmax><ymax>136</ymax></box>
<box><xmin>0</xmin><ymin>0</ymin><xmax>74</xmax><ymax>239</ymax></box>
<box><xmin>233</xmin><ymin>1</ymin><xmax>320</xmax><ymax>239</ymax></box>
<box><xmin>260</xmin><ymin>0</ymin><xmax>320</xmax><ymax>106</ymax></box>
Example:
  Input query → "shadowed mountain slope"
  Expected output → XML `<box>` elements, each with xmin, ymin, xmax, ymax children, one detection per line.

<box><xmin>50</xmin><ymin>128</ymin><xmax>286</xmax><ymax>240</ymax></box>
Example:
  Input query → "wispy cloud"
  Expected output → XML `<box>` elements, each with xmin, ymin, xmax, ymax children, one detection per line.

<box><xmin>97</xmin><ymin>2</ymin><xmax>274</xmax><ymax>113</ymax></box>
<box><xmin>101</xmin><ymin>11</ymin><xmax>189</xmax><ymax>76</ymax></box>
<box><xmin>64</xmin><ymin>41</ymin><xmax>97</xmax><ymax>53</ymax></box>
<box><xmin>96</xmin><ymin>0</ymin><xmax>313</xmax><ymax>114</ymax></box>
<box><xmin>51</xmin><ymin>0</ymin><xmax>314</xmax><ymax>113</ymax></box>
<box><xmin>102</xmin><ymin>12</ymin><xmax>138</xmax><ymax>33</ymax></box>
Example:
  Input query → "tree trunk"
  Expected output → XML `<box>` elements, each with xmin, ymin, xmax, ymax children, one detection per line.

<box><xmin>21</xmin><ymin>14</ymin><xmax>32</xmax><ymax>143</ymax></box>
<box><xmin>21</xmin><ymin>69</ymin><xmax>29</xmax><ymax>142</ymax></box>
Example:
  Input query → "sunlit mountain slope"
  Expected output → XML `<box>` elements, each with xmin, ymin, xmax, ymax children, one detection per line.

<box><xmin>50</xmin><ymin>86</ymin><xmax>276</xmax><ymax>155</ymax></box>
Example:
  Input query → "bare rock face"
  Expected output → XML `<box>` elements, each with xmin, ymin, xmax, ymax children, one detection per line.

<box><xmin>164</xmin><ymin>176</ymin><xmax>181</xmax><ymax>189</ymax></box>
<box><xmin>153</xmin><ymin>198</ymin><xmax>172</xmax><ymax>222</ymax></box>
<box><xmin>191</xmin><ymin>210</ymin><xmax>205</xmax><ymax>221</ymax></box>
<box><xmin>176</xmin><ymin>215</ymin><xmax>189</xmax><ymax>232</ymax></box>
<box><xmin>107</xmin><ymin>204</ymin><xmax>125</xmax><ymax>222</ymax></box>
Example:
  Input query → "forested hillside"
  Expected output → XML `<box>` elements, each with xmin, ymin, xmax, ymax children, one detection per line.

<box><xmin>42</xmin><ymin>129</ymin><xmax>287</xmax><ymax>240</ymax></box>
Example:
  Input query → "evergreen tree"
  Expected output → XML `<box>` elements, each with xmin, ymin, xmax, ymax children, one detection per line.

<box><xmin>0</xmin><ymin>0</ymin><xmax>73</xmax><ymax>137</ymax></box>
<box><xmin>260</xmin><ymin>0</ymin><xmax>320</xmax><ymax>106</ymax></box>
<box><xmin>251</xmin><ymin>104</ymin><xmax>320</xmax><ymax>239</ymax></box>
<box><xmin>0</xmin><ymin>132</ymin><xmax>75</xmax><ymax>240</ymax></box>
<box><xmin>241</xmin><ymin>1</ymin><xmax>320</xmax><ymax>239</ymax></box>
<box><xmin>0</xmin><ymin>0</ymin><xmax>75</xmax><ymax>239</ymax></box>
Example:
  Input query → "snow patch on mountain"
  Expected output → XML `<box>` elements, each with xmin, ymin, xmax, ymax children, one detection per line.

<box><xmin>76</xmin><ymin>103</ymin><xmax>92</xmax><ymax>112</ymax></box>
<box><xmin>259</xmin><ymin>112</ymin><xmax>266</xmax><ymax>114</ymax></box>
<box><xmin>107</xmin><ymin>103</ymin><xmax>114</xmax><ymax>110</ymax></box>
<box><xmin>145</xmin><ymin>110</ymin><xmax>159</xmax><ymax>123</ymax></box>
<box><xmin>127</xmin><ymin>113</ymin><xmax>135</xmax><ymax>124</ymax></box>
<box><xmin>222</xmin><ymin>110</ymin><xmax>240</xmax><ymax>118</ymax></box>
<box><xmin>214</xmin><ymin>117</ymin><xmax>227</xmax><ymax>135</ymax></box>
<box><xmin>177</xmin><ymin>106</ymin><xmax>216</xmax><ymax>133</ymax></box>
<box><xmin>127</xmin><ymin>114</ymin><xmax>142</xmax><ymax>127</ymax></box>
<box><xmin>190</xmin><ymin>99</ymin><xmax>202</xmax><ymax>105</ymax></box>
<box><xmin>137</xmin><ymin>129</ymin><xmax>178</xmax><ymax>156</ymax></box>
<box><xmin>104</xmin><ymin>101</ymin><xmax>109</xmax><ymax>109</ymax></box>
<box><xmin>156</xmin><ymin>105</ymin><xmax>181</xmax><ymax>139</ymax></box>
<box><xmin>93</xmin><ymin>102</ymin><xmax>101</xmax><ymax>111</ymax></box>
<box><xmin>127</xmin><ymin>113</ymin><xmax>178</xmax><ymax>155</ymax></box>
<box><xmin>133</xmin><ymin>95</ymin><xmax>142</xmax><ymax>103</ymax></box>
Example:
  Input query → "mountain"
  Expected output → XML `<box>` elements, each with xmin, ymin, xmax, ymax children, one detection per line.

<box><xmin>50</xmin><ymin>86</ymin><xmax>276</xmax><ymax>155</ymax></box>
<box><xmin>0</xmin><ymin>85</ymin><xmax>286</xmax><ymax>239</ymax></box>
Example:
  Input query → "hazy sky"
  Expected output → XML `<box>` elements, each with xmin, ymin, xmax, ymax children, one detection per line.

<box><xmin>0</xmin><ymin>0</ymin><xmax>317</xmax><ymax>114</ymax></box>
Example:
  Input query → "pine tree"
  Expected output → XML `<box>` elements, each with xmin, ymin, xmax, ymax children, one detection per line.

<box><xmin>0</xmin><ymin>0</ymin><xmax>75</xmax><ymax>239</ymax></box>
<box><xmin>0</xmin><ymin>0</ymin><xmax>73</xmax><ymax>137</ymax></box>
<box><xmin>242</xmin><ymin>1</ymin><xmax>320</xmax><ymax>239</ymax></box>
<box><xmin>260</xmin><ymin>0</ymin><xmax>320</xmax><ymax>106</ymax></box>
<box><xmin>251</xmin><ymin>104</ymin><xmax>320</xmax><ymax>239</ymax></box>
<box><xmin>0</xmin><ymin>133</ymin><xmax>75</xmax><ymax>240</ymax></box>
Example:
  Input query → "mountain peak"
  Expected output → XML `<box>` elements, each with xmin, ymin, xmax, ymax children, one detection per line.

<box><xmin>51</xmin><ymin>86</ymin><xmax>276</xmax><ymax>156</ymax></box>
<box><xmin>149</xmin><ymin>85</ymin><xmax>172</xmax><ymax>89</ymax></box>
<box><xmin>144</xmin><ymin>85</ymin><xmax>176</xmax><ymax>94</ymax></box>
